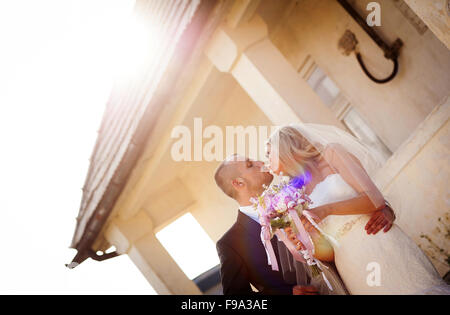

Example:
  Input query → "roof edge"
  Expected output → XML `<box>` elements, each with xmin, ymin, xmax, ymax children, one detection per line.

<box><xmin>68</xmin><ymin>0</ymin><xmax>232</xmax><ymax>267</ymax></box>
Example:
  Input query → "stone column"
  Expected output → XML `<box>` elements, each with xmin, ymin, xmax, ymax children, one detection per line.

<box><xmin>205</xmin><ymin>12</ymin><xmax>342</xmax><ymax>127</ymax></box>
<box><xmin>104</xmin><ymin>210</ymin><xmax>201</xmax><ymax>295</ymax></box>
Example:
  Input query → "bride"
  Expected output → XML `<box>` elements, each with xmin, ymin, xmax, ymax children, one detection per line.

<box><xmin>265</xmin><ymin>124</ymin><xmax>449</xmax><ymax>295</ymax></box>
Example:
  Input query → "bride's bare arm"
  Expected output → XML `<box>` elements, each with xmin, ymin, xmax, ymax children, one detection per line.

<box><xmin>309</xmin><ymin>144</ymin><xmax>385</xmax><ymax>220</ymax></box>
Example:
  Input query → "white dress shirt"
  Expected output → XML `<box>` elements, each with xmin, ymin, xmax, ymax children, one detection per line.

<box><xmin>239</xmin><ymin>205</ymin><xmax>260</xmax><ymax>223</ymax></box>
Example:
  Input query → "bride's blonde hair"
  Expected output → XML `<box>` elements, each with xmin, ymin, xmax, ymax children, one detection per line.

<box><xmin>268</xmin><ymin>126</ymin><xmax>322</xmax><ymax>177</ymax></box>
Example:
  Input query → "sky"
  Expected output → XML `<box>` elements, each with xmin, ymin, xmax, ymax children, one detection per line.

<box><xmin>0</xmin><ymin>0</ymin><xmax>164</xmax><ymax>294</ymax></box>
<box><xmin>156</xmin><ymin>213</ymin><xmax>219</xmax><ymax>280</ymax></box>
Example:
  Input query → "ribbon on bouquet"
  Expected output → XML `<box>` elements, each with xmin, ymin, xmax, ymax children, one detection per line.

<box><xmin>302</xmin><ymin>210</ymin><xmax>339</xmax><ymax>248</ymax></box>
<box><xmin>288</xmin><ymin>209</ymin><xmax>334</xmax><ymax>291</ymax></box>
<box><xmin>274</xmin><ymin>230</ymin><xmax>306</xmax><ymax>263</ymax></box>
<box><xmin>315</xmin><ymin>260</ymin><xmax>333</xmax><ymax>291</ymax></box>
<box><xmin>260</xmin><ymin>212</ymin><xmax>334</xmax><ymax>291</ymax></box>
<box><xmin>260</xmin><ymin>225</ymin><xmax>279</xmax><ymax>271</ymax></box>
<box><xmin>288</xmin><ymin>209</ymin><xmax>315</xmax><ymax>253</ymax></box>
<box><xmin>321</xmin><ymin>269</ymin><xmax>333</xmax><ymax>291</ymax></box>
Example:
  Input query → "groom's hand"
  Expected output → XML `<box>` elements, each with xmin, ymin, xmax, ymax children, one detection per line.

<box><xmin>293</xmin><ymin>285</ymin><xmax>319</xmax><ymax>295</ymax></box>
<box><xmin>365</xmin><ymin>204</ymin><xmax>395</xmax><ymax>235</ymax></box>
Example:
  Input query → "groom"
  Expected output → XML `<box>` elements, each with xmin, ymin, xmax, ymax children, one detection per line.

<box><xmin>214</xmin><ymin>154</ymin><xmax>395</xmax><ymax>295</ymax></box>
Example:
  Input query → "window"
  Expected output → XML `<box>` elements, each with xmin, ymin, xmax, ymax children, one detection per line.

<box><xmin>342</xmin><ymin>108</ymin><xmax>392</xmax><ymax>161</ymax></box>
<box><xmin>306</xmin><ymin>66</ymin><xmax>341</xmax><ymax>107</ymax></box>
<box><xmin>300</xmin><ymin>56</ymin><xmax>391</xmax><ymax>162</ymax></box>
<box><xmin>156</xmin><ymin>212</ymin><xmax>220</xmax><ymax>280</ymax></box>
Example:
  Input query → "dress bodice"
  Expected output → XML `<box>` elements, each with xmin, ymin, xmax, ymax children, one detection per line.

<box><xmin>309</xmin><ymin>173</ymin><xmax>359</xmax><ymax>207</ymax></box>
<box><xmin>309</xmin><ymin>174</ymin><xmax>368</xmax><ymax>242</ymax></box>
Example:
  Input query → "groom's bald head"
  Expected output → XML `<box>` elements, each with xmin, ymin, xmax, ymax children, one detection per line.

<box><xmin>214</xmin><ymin>154</ymin><xmax>241</xmax><ymax>199</ymax></box>
<box><xmin>214</xmin><ymin>154</ymin><xmax>273</xmax><ymax>203</ymax></box>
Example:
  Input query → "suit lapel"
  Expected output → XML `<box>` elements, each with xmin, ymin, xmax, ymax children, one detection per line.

<box><xmin>236</xmin><ymin>210</ymin><xmax>260</xmax><ymax>237</ymax></box>
<box><xmin>237</xmin><ymin>209</ymin><xmax>282</xmax><ymax>260</ymax></box>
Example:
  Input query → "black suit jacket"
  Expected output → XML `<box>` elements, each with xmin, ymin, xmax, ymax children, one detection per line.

<box><xmin>216</xmin><ymin>211</ymin><xmax>294</xmax><ymax>295</ymax></box>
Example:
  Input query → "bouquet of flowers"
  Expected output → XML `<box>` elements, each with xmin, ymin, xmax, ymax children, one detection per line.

<box><xmin>251</xmin><ymin>179</ymin><xmax>330</xmax><ymax>286</ymax></box>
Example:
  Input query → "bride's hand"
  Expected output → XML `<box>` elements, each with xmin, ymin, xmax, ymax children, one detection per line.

<box><xmin>300</xmin><ymin>215</ymin><xmax>315</xmax><ymax>233</ymax></box>
<box><xmin>304</xmin><ymin>206</ymin><xmax>330</xmax><ymax>223</ymax></box>
<box><xmin>365</xmin><ymin>205</ymin><xmax>395</xmax><ymax>234</ymax></box>
<box><xmin>301</xmin><ymin>212</ymin><xmax>335</xmax><ymax>262</ymax></box>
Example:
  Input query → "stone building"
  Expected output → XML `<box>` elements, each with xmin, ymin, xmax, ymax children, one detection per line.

<box><xmin>68</xmin><ymin>0</ymin><xmax>450</xmax><ymax>294</ymax></box>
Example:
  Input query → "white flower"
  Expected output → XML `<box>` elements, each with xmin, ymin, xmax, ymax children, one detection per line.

<box><xmin>300</xmin><ymin>250</ymin><xmax>316</xmax><ymax>266</ymax></box>
<box><xmin>277</xmin><ymin>200</ymin><xmax>287</xmax><ymax>211</ymax></box>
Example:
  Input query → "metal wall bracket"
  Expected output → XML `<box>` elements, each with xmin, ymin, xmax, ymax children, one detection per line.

<box><xmin>337</xmin><ymin>0</ymin><xmax>403</xmax><ymax>84</ymax></box>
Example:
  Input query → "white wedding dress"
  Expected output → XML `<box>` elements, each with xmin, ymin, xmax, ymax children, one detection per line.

<box><xmin>309</xmin><ymin>173</ymin><xmax>449</xmax><ymax>295</ymax></box>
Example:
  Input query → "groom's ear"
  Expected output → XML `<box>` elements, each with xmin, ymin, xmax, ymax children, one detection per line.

<box><xmin>231</xmin><ymin>177</ymin><xmax>245</xmax><ymax>191</ymax></box>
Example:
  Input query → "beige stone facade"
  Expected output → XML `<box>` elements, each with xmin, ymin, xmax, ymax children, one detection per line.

<box><xmin>69</xmin><ymin>0</ymin><xmax>450</xmax><ymax>294</ymax></box>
